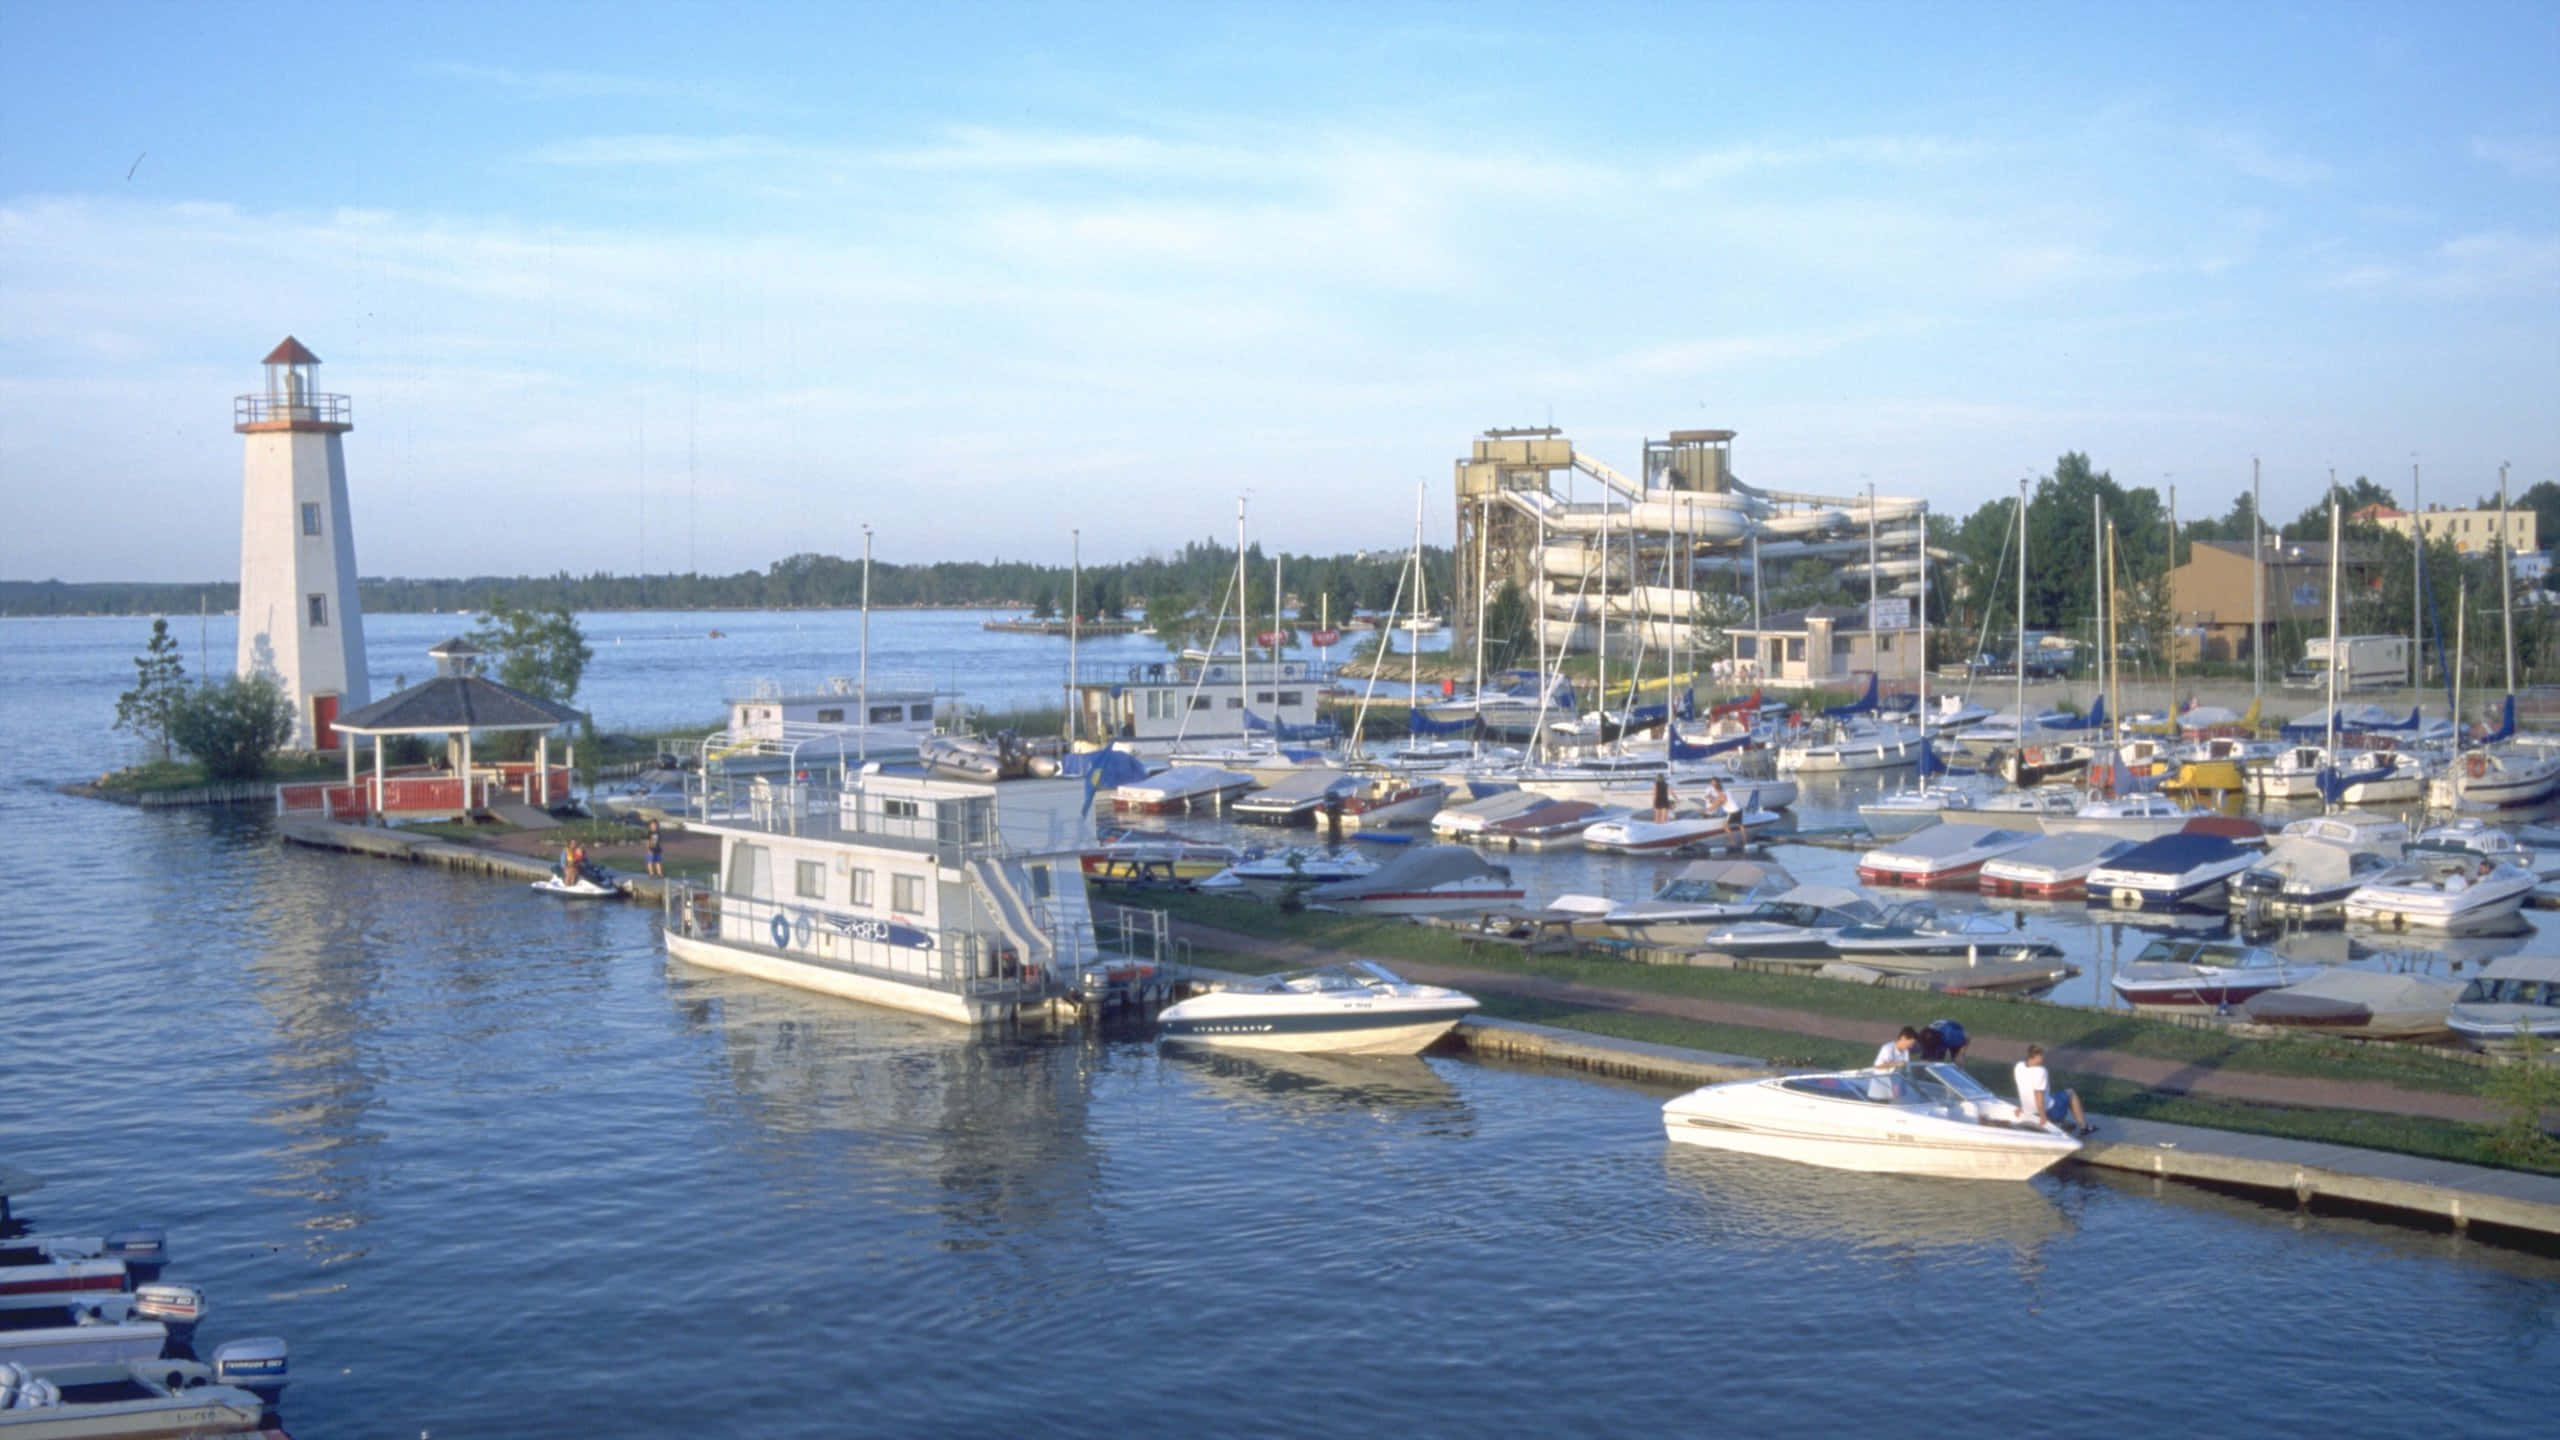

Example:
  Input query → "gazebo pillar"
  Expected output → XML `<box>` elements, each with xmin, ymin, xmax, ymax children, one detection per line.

<box><xmin>372</xmin><ymin>736</ymin><xmax>387</xmax><ymax>824</ymax></box>
<box><xmin>461</xmin><ymin>729</ymin><xmax>475</xmax><ymax>819</ymax></box>
<box><xmin>536</xmin><ymin>732</ymin><xmax>550</xmax><ymax>805</ymax></box>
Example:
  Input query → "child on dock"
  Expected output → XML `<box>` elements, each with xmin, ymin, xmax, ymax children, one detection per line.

<box><xmin>2014</xmin><ymin>1044</ymin><xmax>2093</xmax><ymax>1135</ymax></box>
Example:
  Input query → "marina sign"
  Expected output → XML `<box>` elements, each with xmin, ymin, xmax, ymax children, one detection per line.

<box><xmin>1870</xmin><ymin>597</ymin><xmax>1912</xmax><ymax>630</ymax></box>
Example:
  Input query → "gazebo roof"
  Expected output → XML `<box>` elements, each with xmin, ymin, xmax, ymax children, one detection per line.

<box><xmin>333</xmin><ymin>674</ymin><xmax>586</xmax><ymax>736</ymax></box>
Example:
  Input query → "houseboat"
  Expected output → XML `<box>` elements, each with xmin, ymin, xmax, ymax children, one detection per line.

<box><xmin>661</xmin><ymin>769</ymin><xmax>1178</xmax><ymax>1026</ymax></box>
<box><xmin>1069</xmin><ymin>650</ymin><xmax>1338</xmax><ymax>758</ymax></box>
<box><xmin>711</xmin><ymin>673</ymin><xmax>945</xmax><ymax>768</ymax></box>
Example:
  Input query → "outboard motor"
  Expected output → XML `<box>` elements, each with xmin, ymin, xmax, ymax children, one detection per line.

<box><xmin>102</xmin><ymin>1227</ymin><xmax>170</xmax><ymax>1279</ymax></box>
<box><xmin>134</xmin><ymin>1281</ymin><xmax>207</xmax><ymax>1335</ymax></box>
<box><xmin>212</xmin><ymin>1337</ymin><xmax>290</xmax><ymax>1402</ymax></box>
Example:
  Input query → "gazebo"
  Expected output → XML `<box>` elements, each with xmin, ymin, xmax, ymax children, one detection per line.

<box><xmin>278</xmin><ymin>638</ymin><xmax>586</xmax><ymax>822</ymax></box>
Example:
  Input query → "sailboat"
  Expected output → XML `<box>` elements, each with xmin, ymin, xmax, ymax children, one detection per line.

<box><xmin>2439</xmin><ymin>467</ymin><xmax>2560</xmax><ymax>810</ymax></box>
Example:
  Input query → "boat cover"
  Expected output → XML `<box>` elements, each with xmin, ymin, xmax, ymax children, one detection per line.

<box><xmin>1241</xmin><ymin>769</ymin><xmax>1360</xmax><ymax>807</ymax></box>
<box><xmin>1821</xmin><ymin>675</ymin><xmax>1879</xmax><ymax>718</ymax></box>
<box><xmin>2242</xmin><ymin>970</ymin><xmax>2461</xmax><ymax>1025</ymax></box>
<box><xmin>2249</xmin><ymin>837</ymin><xmax>2372</xmax><ymax>890</ymax></box>
<box><xmin>1308</xmin><ymin>844</ymin><xmax>1512</xmax><ymax>900</ymax></box>
<box><xmin>1867</xmin><ymin>823</ymin><xmax>2036</xmax><ymax>862</ymax></box>
<box><xmin>1987</xmin><ymin>832</ymin><xmax>2134</xmax><ymax>874</ymax></box>
<box><xmin>2094</xmin><ymin>832</ymin><xmax>2250</xmax><ymax>879</ymax></box>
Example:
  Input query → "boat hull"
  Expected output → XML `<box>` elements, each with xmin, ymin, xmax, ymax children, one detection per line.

<box><xmin>1661</xmin><ymin>1112</ymin><xmax>2075</xmax><ymax>1181</ymax></box>
<box><xmin>666</xmin><ymin>931</ymin><xmax>1026</xmax><ymax>1026</ymax></box>
<box><xmin>1857</xmin><ymin>860</ymin><xmax>1993</xmax><ymax>888</ymax></box>
<box><xmin>1158</xmin><ymin>1006</ymin><xmax>1475</xmax><ymax>1055</ymax></box>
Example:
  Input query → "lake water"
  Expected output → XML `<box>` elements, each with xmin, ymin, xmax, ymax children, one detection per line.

<box><xmin>5</xmin><ymin>611</ymin><xmax>2558</xmax><ymax>1436</ymax></box>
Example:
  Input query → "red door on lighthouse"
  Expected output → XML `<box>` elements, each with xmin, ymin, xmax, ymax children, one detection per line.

<box><xmin>313</xmin><ymin>695</ymin><xmax>340</xmax><ymax>751</ymax></box>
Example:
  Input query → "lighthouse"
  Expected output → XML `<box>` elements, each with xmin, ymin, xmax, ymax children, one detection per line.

<box><xmin>235</xmin><ymin>336</ymin><xmax>370</xmax><ymax>749</ymax></box>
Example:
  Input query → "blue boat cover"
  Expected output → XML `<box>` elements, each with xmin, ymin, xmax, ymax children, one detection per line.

<box><xmin>1821</xmin><ymin>675</ymin><xmax>1879</xmax><ymax>719</ymax></box>
<box><xmin>2097</xmin><ymin>832</ymin><xmax>2245</xmax><ymax>876</ymax></box>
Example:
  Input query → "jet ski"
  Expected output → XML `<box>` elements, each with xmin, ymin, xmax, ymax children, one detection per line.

<box><xmin>532</xmin><ymin>861</ymin><xmax>629</xmax><ymax>898</ymax></box>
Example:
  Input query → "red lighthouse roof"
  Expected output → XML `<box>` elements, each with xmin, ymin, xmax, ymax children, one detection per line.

<box><xmin>262</xmin><ymin>336</ymin><xmax>321</xmax><ymax>366</ymax></box>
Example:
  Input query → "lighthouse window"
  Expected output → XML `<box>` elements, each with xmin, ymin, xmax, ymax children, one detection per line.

<box><xmin>307</xmin><ymin>594</ymin><xmax>328</xmax><ymax>628</ymax></box>
<box><xmin>301</xmin><ymin>502</ymin><xmax>322</xmax><ymax>536</ymax></box>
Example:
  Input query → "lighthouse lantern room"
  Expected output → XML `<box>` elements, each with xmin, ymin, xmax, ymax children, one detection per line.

<box><xmin>235</xmin><ymin>336</ymin><xmax>370</xmax><ymax>749</ymax></box>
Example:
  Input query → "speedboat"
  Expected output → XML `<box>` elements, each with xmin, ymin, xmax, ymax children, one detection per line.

<box><xmin>2081</xmin><ymin>833</ymin><xmax>2258</xmax><ymax>912</ymax></box>
<box><xmin>1196</xmin><ymin>847</ymin><xmax>1377</xmax><ymax>900</ymax></box>
<box><xmin>2446</xmin><ymin>955</ymin><xmax>2560</xmax><ymax>1050</ymax></box>
<box><xmin>531</xmin><ymin>862</ymin><xmax>629</xmax><ymax>899</ymax></box>
<box><xmin>1430</xmin><ymin>789</ymin><xmax>1553</xmax><ymax>840</ymax></box>
<box><xmin>1482</xmin><ymin>800</ymin><xmax>1623</xmax><ymax>849</ymax></box>
<box><xmin>1857</xmin><ymin>784</ymin><xmax>1982</xmax><ymax>838</ymax></box>
<box><xmin>1856</xmin><ymin>823</ymin><xmax>2039</xmax><ymax>888</ymax></box>
<box><xmin>1599</xmin><ymin>860</ymin><xmax>1800</xmax><ymax>948</ymax></box>
<box><xmin>0</xmin><ymin>1286</ymin><xmax>203</xmax><ymax>1369</ymax></box>
<box><xmin>2229</xmin><ymin>816</ymin><xmax>2410</xmax><ymax>920</ymax></box>
<box><xmin>0</xmin><ymin>1232</ymin><xmax>168</xmax><ymax>1299</ymax></box>
<box><xmin>1661</xmin><ymin>1063</ymin><xmax>2080</xmax><ymax>1180</ymax></box>
<box><xmin>1826</xmin><ymin>902</ymin><xmax>2064</xmax><ymax>970</ymax></box>
<box><xmin>1111</xmin><ymin>765</ymin><xmax>1255</xmax><ymax>813</ymax></box>
<box><xmin>1229</xmin><ymin>769</ymin><xmax>1363</xmax><ymax>825</ymax></box>
<box><xmin>1693</xmin><ymin>886</ymin><xmax>1890</xmax><ymax>959</ymax></box>
<box><xmin>2109</xmin><ymin>936</ymin><xmax>2323</xmax><ymax>1010</ymax></box>
<box><xmin>2342</xmin><ymin>857</ymin><xmax>2538</xmax><ymax>933</ymax></box>
<box><xmin>0</xmin><ymin>1344</ymin><xmax>289</xmax><ymax>1438</ymax></box>
<box><xmin>2241</xmin><ymin>970</ymin><xmax>2464</xmax><ymax>1040</ymax></box>
<box><xmin>2405</xmin><ymin>818</ymin><xmax>2534</xmax><ymax>869</ymax></box>
<box><xmin>1301</xmin><ymin>845</ymin><xmax>1524</xmax><ymax>917</ymax></box>
<box><xmin>1156</xmin><ymin>960</ymin><xmax>1479</xmax><ymax>1054</ymax></box>
<box><xmin>1978</xmin><ymin>833</ymin><xmax>2134</xmax><ymax>899</ymax></box>
<box><xmin>2036</xmin><ymin>791</ymin><xmax>2196</xmax><ymax>840</ymax></box>
<box><xmin>1974</xmin><ymin>788</ymin><xmax>2082</xmax><ymax>820</ymax></box>
<box><xmin>1334</xmin><ymin>773</ymin><xmax>1451</xmax><ymax>830</ymax></box>
<box><xmin>1583</xmin><ymin>804</ymin><xmax>1780</xmax><ymax>855</ymax></box>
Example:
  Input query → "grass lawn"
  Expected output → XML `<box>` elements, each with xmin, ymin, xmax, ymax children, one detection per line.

<box><xmin>94</xmin><ymin>753</ymin><xmax>343</xmax><ymax>793</ymax></box>
<box><xmin>1152</xmin><ymin>890</ymin><xmax>2496</xmax><ymax>1099</ymax></box>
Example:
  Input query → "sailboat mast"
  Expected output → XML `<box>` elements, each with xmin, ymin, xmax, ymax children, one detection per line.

<box><xmin>1598</xmin><ymin>484</ymin><xmax>1610</xmax><ymax>736</ymax></box>
<box><xmin>1409</xmin><ymin>482</ymin><xmax>1425</xmax><ymax>734</ymax></box>
<box><xmin>2092</xmin><ymin>492</ymin><xmax>2106</xmax><ymax>747</ymax></box>
<box><xmin>2411</xmin><ymin>461</ymin><xmax>2425</xmax><ymax>690</ymax></box>
<box><xmin>1235</xmin><ymin>497</ymin><xmax>1249</xmax><ymax>740</ymax></box>
<box><xmin>2324</xmin><ymin>479</ymin><xmax>2341</xmax><ymax>768</ymax></box>
<box><xmin>2015</xmin><ymin>479</ymin><xmax>2028</xmax><ymax>734</ymax></box>
<box><xmin>1273</xmin><ymin>553</ymin><xmax>1284</xmax><ymax>735</ymax></box>
<box><xmin>1473</xmin><ymin>495</ymin><xmax>1489</xmax><ymax>704</ymax></box>
<box><xmin>1867</xmin><ymin>481</ymin><xmax>1879</xmax><ymax>698</ymax></box>
<box><xmin>2501</xmin><ymin>461</ymin><xmax>2517</xmax><ymax>695</ymax></box>
<box><xmin>2250</xmin><ymin>457</ymin><xmax>2263</xmax><ymax>702</ymax></box>
<box><xmin>1917</xmin><ymin>502</ymin><xmax>1930</xmax><ymax>732</ymax></box>
<box><xmin>2456</xmin><ymin>573</ymin><xmax>2468</xmax><ymax>736</ymax></box>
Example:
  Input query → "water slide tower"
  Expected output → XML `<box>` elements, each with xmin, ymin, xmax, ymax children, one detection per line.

<box><xmin>235</xmin><ymin>336</ymin><xmax>370</xmax><ymax>749</ymax></box>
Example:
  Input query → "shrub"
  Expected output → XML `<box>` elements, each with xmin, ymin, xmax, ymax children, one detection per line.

<box><xmin>2482</xmin><ymin>1027</ymin><xmax>2560</xmax><ymax>1168</ymax></box>
<box><xmin>170</xmin><ymin>674</ymin><xmax>297</xmax><ymax>781</ymax></box>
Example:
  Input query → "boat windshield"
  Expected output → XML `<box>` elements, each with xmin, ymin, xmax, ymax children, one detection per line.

<box><xmin>2458</xmin><ymin>978</ymin><xmax>2560</xmax><ymax>1007</ymax></box>
<box><xmin>1780</xmin><ymin>1070</ymin><xmax>1920</xmax><ymax>1105</ymax></box>
<box><xmin>1908</xmin><ymin>1063</ymin><xmax>2000</xmax><ymax>1105</ymax></box>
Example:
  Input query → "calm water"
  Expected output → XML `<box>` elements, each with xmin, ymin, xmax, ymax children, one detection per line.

<box><xmin>5</xmin><ymin>612</ymin><xmax>2559</xmax><ymax>1436</ymax></box>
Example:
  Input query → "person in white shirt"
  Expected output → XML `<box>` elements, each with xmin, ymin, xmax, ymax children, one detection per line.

<box><xmin>2013</xmin><ymin>1043</ymin><xmax>2091</xmax><ymax>1134</ymax></box>
<box><xmin>1873</xmin><ymin>1026</ymin><xmax>1918</xmax><ymax>1069</ymax></box>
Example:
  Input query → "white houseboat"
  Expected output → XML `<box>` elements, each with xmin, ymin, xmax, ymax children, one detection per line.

<box><xmin>661</xmin><ymin>769</ymin><xmax>1176</xmax><ymax>1026</ymax></box>
<box><xmin>1069</xmin><ymin>650</ymin><xmax>1337</xmax><ymax>758</ymax></box>
<box><xmin>712</xmin><ymin>674</ymin><xmax>945</xmax><ymax>766</ymax></box>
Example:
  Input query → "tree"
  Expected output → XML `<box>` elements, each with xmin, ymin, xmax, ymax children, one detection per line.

<box><xmin>1480</xmin><ymin>579</ymin><xmax>1531</xmax><ymax>672</ymax></box>
<box><xmin>2282</xmin><ymin>475</ymin><xmax>2399</xmax><ymax>541</ymax></box>
<box><xmin>169</xmin><ymin>673</ymin><xmax>296</xmax><ymax>780</ymax></box>
<box><xmin>1030</xmin><ymin>588</ymin><xmax>1056</xmax><ymax>621</ymax></box>
<box><xmin>112</xmin><ymin>617</ymin><xmax>187</xmax><ymax>763</ymax></box>
<box><xmin>468</xmin><ymin>604</ymin><xmax>593</xmax><ymax>705</ymax></box>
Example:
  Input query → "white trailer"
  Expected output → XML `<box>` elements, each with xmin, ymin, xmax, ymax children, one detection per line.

<box><xmin>2305</xmin><ymin>635</ymin><xmax>2410</xmax><ymax>691</ymax></box>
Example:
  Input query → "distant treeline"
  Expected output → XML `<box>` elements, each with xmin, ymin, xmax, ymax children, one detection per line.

<box><xmin>3</xmin><ymin>538</ymin><xmax>1452</xmax><ymax>624</ymax></box>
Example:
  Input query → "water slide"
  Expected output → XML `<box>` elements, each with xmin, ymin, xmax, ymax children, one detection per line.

<box><xmin>964</xmin><ymin>857</ymin><xmax>1059</xmax><ymax>977</ymax></box>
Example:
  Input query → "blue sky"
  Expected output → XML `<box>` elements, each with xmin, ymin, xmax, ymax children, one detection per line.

<box><xmin>4</xmin><ymin>2</ymin><xmax>2554</xmax><ymax>581</ymax></box>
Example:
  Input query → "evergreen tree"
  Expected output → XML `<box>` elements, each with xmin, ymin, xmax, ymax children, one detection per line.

<box><xmin>468</xmin><ymin>604</ymin><xmax>594</xmax><ymax>704</ymax></box>
<box><xmin>112</xmin><ymin>617</ymin><xmax>187</xmax><ymax>763</ymax></box>
<box><xmin>169</xmin><ymin>673</ymin><xmax>296</xmax><ymax>780</ymax></box>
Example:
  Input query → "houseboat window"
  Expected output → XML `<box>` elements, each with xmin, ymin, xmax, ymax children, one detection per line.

<box><xmin>869</xmin><ymin>704</ymin><xmax>904</xmax><ymax>724</ymax></box>
<box><xmin>726</xmin><ymin>842</ymin><xmax>772</xmax><ymax>899</ymax></box>
<box><xmin>795</xmin><ymin>860</ymin><xmax>826</xmax><ymax>899</ymax></box>
<box><xmin>1027</xmin><ymin>865</ymin><xmax>1052</xmax><ymax>899</ymax></box>
<box><xmin>816</xmin><ymin>707</ymin><xmax>844</xmax><ymax>723</ymax></box>
<box><xmin>1191</xmin><ymin>696</ymin><xmax>1213</xmax><ymax>711</ymax></box>
<box><xmin>892</xmin><ymin>874</ymin><xmax>925</xmax><ymax>912</ymax></box>
<box><xmin>1255</xmin><ymin>690</ymin><xmax>1274</xmax><ymax>704</ymax></box>
<box><xmin>883</xmin><ymin>797</ymin><xmax>921</xmax><ymax>820</ymax></box>
<box><xmin>910</xmin><ymin>703</ymin><xmax>933</xmax><ymax>721</ymax></box>
<box><xmin>850</xmin><ymin>868</ymin><xmax>874</xmax><ymax>906</ymax></box>
<box><xmin>1226</xmin><ymin>697</ymin><xmax>1243</xmax><ymax>709</ymax></box>
<box><xmin>1278</xmin><ymin>691</ymin><xmax>1302</xmax><ymax>706</ymax></box>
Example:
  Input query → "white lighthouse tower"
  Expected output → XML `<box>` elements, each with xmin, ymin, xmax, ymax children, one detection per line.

<box><xmin>235</xmin><ymin>336</ymin><xmax>370</xmax><ymax>750</ymax></box>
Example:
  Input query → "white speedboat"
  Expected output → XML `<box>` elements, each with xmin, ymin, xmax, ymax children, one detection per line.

<box><xmin>1661</xmin><ymin>1063</ymin><xmax>2080</xmax><ymax>1180</ymax></box>
<box><xmin>1856</xmin><ymin>823</ymin><xmax>2038</xmax><ymax>889</ymax></box>
<box><xmin>1583</xmin><ymin>805</ymin><xmax>1781</xmax><ymax>855</ymax></box>
<box><xmin>2082</xmin><ymin>833</ymin><xmax>2258</xmax><ymax>912</ymax></box>
<box><xmin>1230</xmin><ymin>769</ymin><xmax>1363</xmax><ymax>826</ymax></box>
<box><xmin>2446</xmin><ymin>955</ymin><xmax>2560</xmax><ymax>1050</ymax></box>
<box><xmin>2405</xmin><ymin>818</ymin><xmax>2533</xmax><ymax>869</ymax></box>
<box><xmin>1978</xmin><ymin>833</ymin><xmax>2134</xmax><ymax>899</ymax></box>
<box><xmin>0</xmin><ymin>1231</ymin><xmax>168</xmax><ymax>1300</ymax></box>
<box><xmin>1974</xmin><ymin>788</ymin><xmax>2082</xmax><ymax>819</ymax></box>
<box><xmin>1111</xmin><ymin>765</ymin><xmax>1255</xmax><ymax>813</ymax></box>
<box><xmin>531</xmin><ymin>863</ymin><xmax>629</xmax><ymax>899</ymax></box>
<box><xmin>1857</xmin><ymin>784</ymin><xmax>1983</xmax><ymax>838</ymax></box>
<box><xmin>2036</xmin><ymin>791</ymin><xmax>2196</xmax><ymax>840</ymax></box>
<box><xmin>2229</xmin><ymin>816</ymin><xmax>2410</xmax><ymax>920</ymax></box>
<box><xmin>1599</xmin><ymin>860</ymin><xmax>1800</xmax><ymax>948</ymax></box>
<box><xmin>1335</xmin><ymin>773</ymin><xmax>1451</xmax><ymax>830</ymax></box>
<box><xmin>2241</xmin><ymin>970</ymin><xmax>2463</xmax><ymax>1040</ymax></box>
<box><xmin>1481</xmin><ymin>800</ymin><xmax>1624</xmax><ymax>849</ymax></box>
<box><xmin>1197</xmin><ymin>847</ymin><xmax>1378</xmax><ymax>900</ymax></box>
<box><xmin>1301</xmin><ymin>846</ymin><xmax>1524</xmax><ymax>917</ymax></box>
<box><xmin>1157</xmin><ymin>960</ymin><xmax>1479</xmax><ymax>1054</ymax></box>
<box><xmin>2343</xmin><ymin>857</ymin><xmax>2537</xmax><ymax>933</ymax></box>
<box><xmin>2109</xmin><ymin>937</ymin><xmax>2323</xmax><ymax>1010</ymax></box>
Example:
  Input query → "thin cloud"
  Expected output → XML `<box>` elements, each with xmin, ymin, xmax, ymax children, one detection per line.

<box><xmin>1656</xmin><ymin>135</ymin><xmax>1980</xmax><ymax>189</ymax></box>
<box><xmin>2196</xmin><ymin>129</ymin><xmax>2331</xmax><ymax>188</ymax></box>
<box><xmin>419</xmin><ymin>61</ymin><xmax>757</xmax><ymax>111</ymax></box>
<box><xmin>2470</xmin><ymin>135</ymin><xmax>2559</xmax><ymax>179</ymax></box>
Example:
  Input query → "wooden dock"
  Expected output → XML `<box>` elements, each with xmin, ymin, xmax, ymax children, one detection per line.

<box><xmin>277</xmin><ymin>818</ymin><xmax>670</xmax><ymax>904</ymax></box>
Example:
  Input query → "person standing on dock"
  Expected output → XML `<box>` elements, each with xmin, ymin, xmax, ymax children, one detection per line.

<box><xmin>1873</xmin><ymin>1027</ymin><xmax>1918</xmax><ymax>1069</ymax></box>
<box><xmin>1651</xmin><ymin>774</ymin><xmax>1673</xmax><ymax>823</ymax></box>
<box><xmin>645</xmin><ymin>822</ymin><xmax>664</xmax><ymax>879</ymax></box>
<box><xmin>2014</xmin><ymin>1045</ymin><xmax>2093</xmax><ymax>1135</ymax></box>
